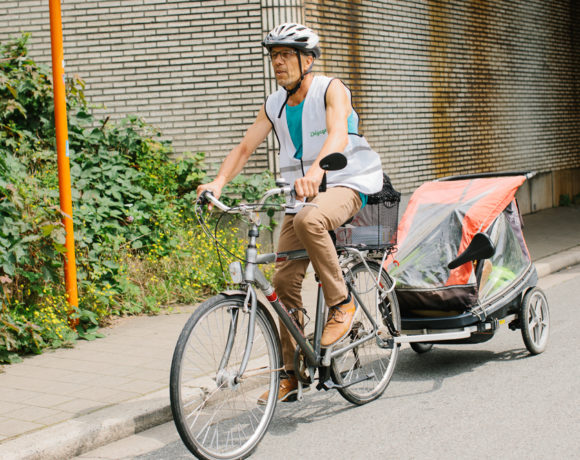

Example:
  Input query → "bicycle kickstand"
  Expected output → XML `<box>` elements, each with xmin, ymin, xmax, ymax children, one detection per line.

<box><xmin>297</xmin><ymin>380</ymin><xmax>305</xmax><ymax>401</ymax></box>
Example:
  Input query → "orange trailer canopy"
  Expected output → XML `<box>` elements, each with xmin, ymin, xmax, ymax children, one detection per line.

<box><xmin>388</xmin><ymin>174</ymin><xmax>531</xmax><ymax>316</ymax></box>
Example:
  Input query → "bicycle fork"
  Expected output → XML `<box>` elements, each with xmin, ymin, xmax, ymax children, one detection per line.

<box><xmin>215</xmin><ymin>288</ymin><xmax>259</xmax><ymax>388</ymax></box>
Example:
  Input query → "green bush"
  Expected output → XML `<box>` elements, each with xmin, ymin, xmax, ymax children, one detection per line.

<box><xmin>559</xmin><ymin>194</ymin><xmax>571</xmax><ymax>207</ymax></box>
<box><xmin>0</xmin><ymin>35</ymin><xmax>275</xmax><ymax>363</ymax></box>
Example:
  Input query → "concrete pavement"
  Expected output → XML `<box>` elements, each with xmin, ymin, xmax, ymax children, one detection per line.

<box><xmin>0</xmin><ymin>204</ymin><xmax>579</xmax><ymax>460</ymax></box>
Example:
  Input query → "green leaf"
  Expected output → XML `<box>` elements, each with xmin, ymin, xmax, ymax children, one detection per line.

<box><xmin>0</xmin><ymin>350</ymin><xmax>23</xmax><ymax>364</ymax></box>
<box><xmin>76</xmin><ymin>110</ymin><xmax>92</xmax><ymax>120</ymax></box>
<box><xmin>102</xmin><ymin>260</ymin><xmax>119</xmax><ymax>270</ymax></box>
<box><xmin>76</xmin><ymin>329</ymin><xmax>104</xmax><ymax>341</ymax></box>
<box><xmin>20</xmin><ymin>234</ymin><xmax>41</xmax><ymax>244</ymax></box>
<box><xmin>41</xmin><ymin>265</ymin><xmax>56</xmax><ymax>282</ymax></box>
<box><xmin>2</xmin><ymin>261</ymin><xmax>15</xmax><ymax>276</ymax></box>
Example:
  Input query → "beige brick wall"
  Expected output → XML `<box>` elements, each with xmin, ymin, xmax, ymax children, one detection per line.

<box><xmin>1</xmin><ymin>0</ymin><xmax>578</xmax><ymax>191</ymax></box>
<box><xmin>307</xmin><ymin>0</ymin><xmax>580</xmax><ymax>193</ymax></box>
<box><xmin>1</xmin><ymin>0</ymin><xmax>273</xmax><ymax>174</ymax></box>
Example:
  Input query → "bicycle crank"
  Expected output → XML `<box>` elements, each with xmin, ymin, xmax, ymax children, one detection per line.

<box><xmin>294</xmin><ymin>333</ymin><xmax>315</xmax><ymax>385</ymax></box>
<box><xmin>317</xmin><ymin>371</ymin><xmax>377</xmax><ymax>391</ymax></box>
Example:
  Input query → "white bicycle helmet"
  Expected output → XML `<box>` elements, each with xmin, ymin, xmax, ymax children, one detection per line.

<box><xmin>262</xmin><ymin>23</ymin><xmax>321</xmax><ymax>58</ymax></box>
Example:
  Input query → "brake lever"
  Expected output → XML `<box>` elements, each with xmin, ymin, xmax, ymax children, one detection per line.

<box><xmin>288</xmin><ymin>189</ymin><xmax>297</xmax><ymax>208</ymax></box>
<box><xmin>285</xmin><ymin>201</ymin><xmax>319</xmax><ymax>211</ymax></box>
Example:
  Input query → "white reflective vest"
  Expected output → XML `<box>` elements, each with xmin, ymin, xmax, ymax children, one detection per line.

<box><xmin>264</xmin><ymin>75</ymin><xmax>383</xmax><ymax>213</ymax></box>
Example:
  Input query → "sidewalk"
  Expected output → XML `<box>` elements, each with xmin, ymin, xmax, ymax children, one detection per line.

<box><xmin>1</xmin><ymin>205</ymin><xmax>579</xmax><ymax>460</ymax></box>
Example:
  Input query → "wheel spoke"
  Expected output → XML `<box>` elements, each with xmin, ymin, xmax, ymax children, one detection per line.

<box><xmin>170</xmin><ymin>298</ymin><xmax>279</xmax><ymax>458</ymax></box>
<box><xmin>331</xmin><ymin>261</ymin><xmax>399</xmax><ymax>404</ymax></box>
<box><xmin>521</xmin><ymin>289</ymin><xmax>550</xmax><ymax>354</ymax></box>
<box><xmin>532</xmin><ymin>322</ymin><xmax>540</xmax><ymax>344</ymax></box>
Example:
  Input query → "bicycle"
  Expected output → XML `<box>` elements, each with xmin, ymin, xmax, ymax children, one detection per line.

<box><xmin>169</xmin><ymin>154</ymin><xmax>401</xmax><ymax>460</ymax></box>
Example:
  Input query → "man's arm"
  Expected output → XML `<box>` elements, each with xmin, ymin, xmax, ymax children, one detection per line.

<box><xmin>197</xmin><ymin>106</ymin><xmax>272</xmax><ymax>198</ymax></box>
<box><xmin>294</xmin><ymin>79</ymin><xmax>351</xmax><ymax>199</ymax></box>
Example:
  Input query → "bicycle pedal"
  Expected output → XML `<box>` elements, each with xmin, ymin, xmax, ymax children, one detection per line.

<box><xmin>317</xmin><ymin>379</ymin><xmax>337</xmax><ymax>391</ymax></box>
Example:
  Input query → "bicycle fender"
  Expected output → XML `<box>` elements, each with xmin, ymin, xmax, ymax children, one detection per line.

<box><xmin>220</xmin><ymin>290</ymin><xmax>248</xmax><ymax>297</ymax></box>
<box><xmin>218</xmin><ymin>291</ymin><xmax>281</xmax><ymax>352</ymax></box>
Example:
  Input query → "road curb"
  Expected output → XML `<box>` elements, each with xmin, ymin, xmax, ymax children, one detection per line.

<box><xmin>534</xmin><ymin>245</ymin><xmax>580</xmax><ymax>278</ymax></box>
<box><xmin>0</xmin><ymin>389</ymin><xmax>172</xmax><ymax>460</ymax></box>
<box><xmin>1</xmin><ymin>246</ymin><xmax>579</xmax><ymax>460</ymax></box>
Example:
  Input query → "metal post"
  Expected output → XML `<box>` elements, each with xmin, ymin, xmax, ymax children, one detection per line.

<box><xmin>49</xmin><ymin>0</ymin><xmax>79</xmax><ymax>322</ymax></box>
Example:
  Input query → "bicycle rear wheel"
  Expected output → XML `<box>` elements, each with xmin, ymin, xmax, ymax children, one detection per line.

<box><xmin>331</xmin><ymin>260</ymin><xmax>400</xmax><ymax>405</ymax></box>
<box><xmin>170</xmin><ymin>294</ymin><xmax>281</xmax><ymax>460</ymax></box>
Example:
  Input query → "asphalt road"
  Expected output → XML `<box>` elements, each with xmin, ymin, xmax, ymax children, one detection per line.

<box><xmin>76</xmin><ymin>264</ymin><xmax>580</xmax><ymax>460</ymax></box>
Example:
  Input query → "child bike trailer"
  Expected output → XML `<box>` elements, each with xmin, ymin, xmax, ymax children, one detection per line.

<box><xmin>387</xmin><ymin>173</ymin><xmax>549</xmax><ymax>355</ymax></box>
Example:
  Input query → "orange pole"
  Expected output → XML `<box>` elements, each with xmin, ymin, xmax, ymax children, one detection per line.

<box><xmin>49</xmin><ymin>0</ymin><xmax>79</xmax><ymax>321</ymax></box>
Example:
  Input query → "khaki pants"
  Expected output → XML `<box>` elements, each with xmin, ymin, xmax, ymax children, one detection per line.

<box><xmin>273</xmin><ymin>187</ymin><xmax>362</xmax><ymax>371</ymax></box>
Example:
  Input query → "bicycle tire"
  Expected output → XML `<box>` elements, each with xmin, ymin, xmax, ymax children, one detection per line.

<box><xmin>520</xmin><ymin>287</ymin><xmax>549</xmax><ymax>355</ymax></box>
<box><xmin>170</xmin><ymin>293</ymin><xmax>281</xmax><ymax>460</ymax></box>
<box><xmin>331</xmin><ymin>260</ymin><xmax>400</xmax><ymax>405</ymax></box>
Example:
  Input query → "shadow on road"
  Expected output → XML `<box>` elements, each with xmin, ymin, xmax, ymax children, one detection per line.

<box><xmin>389</xmin><ymin>346</ymin><xmax>531</xmax><ymax>398</ymax></box>
<box><xmin>267</xmin><ymin>388</ymin><xmax>355</xmax><ymax>437</ymax></box>
<box><xmin>135</xmin><ymin>346</ymin><xmax>536</xmax><ymax>458</ymax></box>
<box><xmin>267</xmin><ymin>345</ymin><xmax>533</xmax><ymax>436</ymax></box>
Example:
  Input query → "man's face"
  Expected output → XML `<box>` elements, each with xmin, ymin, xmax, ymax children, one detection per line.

<box><xmin>269</xmin><ymin>46</ymin><xmax>312</xmax><ymax>87</ymax></box>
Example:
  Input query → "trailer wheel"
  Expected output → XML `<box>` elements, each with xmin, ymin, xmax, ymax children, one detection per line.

<box><xmin>410</xmin><ymin>343</ymin><xmax>433</xmax><ymax>354</ymax></box>
<box><xmin>520</xmin><ymin>287</ymin><xmax>549</xmax><ymax>355</ymax></box>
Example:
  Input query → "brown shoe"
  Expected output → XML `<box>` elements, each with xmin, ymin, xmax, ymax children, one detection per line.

<box><xmin>257</xmin><ymin>375</ymin><xmax>308</xmax><ymax>405</ymax></box>
<box><xmin>320</xmin><ymin>296</ymin><xmax>357</xmax><ymax>347</ymax></box>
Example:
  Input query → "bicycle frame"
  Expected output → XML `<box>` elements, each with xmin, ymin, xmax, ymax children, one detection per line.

<box><xmin>232</xmin><ymin>220</ymin><xmax>395</xmax><ymax>387</ymax></box>
<box><xmin>199</xmin><ymin>188</ymin><xmax>396</xmax><ymax>389</ymax></box>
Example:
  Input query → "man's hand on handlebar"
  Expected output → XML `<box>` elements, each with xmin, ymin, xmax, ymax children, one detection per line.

<box><xmin>197</xmin><ymin>180</ymin><xmax>224</xmax><ymax>199</ymax></box>
<box><xmin>294</xmin><ymin>166</ymin><xmax>324</xmax><ymax>201</ymax></box>
<box><xmin>196</xmin><ymin>178</ymin><xmax>226</xmax><ymax>209</ymax></box>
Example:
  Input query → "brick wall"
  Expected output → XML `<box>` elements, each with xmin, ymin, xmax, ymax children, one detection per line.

<box><xmin>1</xmin><ymin>1</ymin><xmax>578</xmax><ymax>192</ymax></box>
<box><xmin>0</xmin><ymin>0</ymin><xmax>273</xmax><ymax>174</ymax></box>
<box><xmin>307</xmin><ymin>0</ymin><xmax>580</xmax><ymax>193</ymax></box>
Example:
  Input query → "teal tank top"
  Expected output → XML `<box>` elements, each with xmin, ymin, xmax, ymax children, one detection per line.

<box><xmin>286</xmin><ymin>101</ymin><xmax>367</xmax><ymax>207</ymax></box>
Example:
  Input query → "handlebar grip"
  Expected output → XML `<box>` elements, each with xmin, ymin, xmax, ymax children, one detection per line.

<box><xmin>198</xmin><ymin>190</ymin><xmax>213</xmax><ymax>205</ymax></box>
<box><xmin>198</xmin><ymin>190</ymin><xmax>231</xmax><ymax>212</ymax></box>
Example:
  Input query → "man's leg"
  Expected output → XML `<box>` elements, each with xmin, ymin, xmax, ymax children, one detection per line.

<box><xmin>293</xmin><ymin>187</ymin><xmax>362</xmax><ymax>345</ymax></box>
<box><xmin>273</xmin><ymin>214</ymin><xmax>310</xmax><ymax>373</ymax></box>
<box><xmin>257</xmin><ymin>214</ymin><xmax>310</xmax><ymax>404</ymax></box>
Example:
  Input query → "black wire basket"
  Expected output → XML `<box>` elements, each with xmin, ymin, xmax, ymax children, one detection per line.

<box><xmin>335</xmin><ymin>199</ymin><xmax>399</xmax><ymax>250</ymax></box>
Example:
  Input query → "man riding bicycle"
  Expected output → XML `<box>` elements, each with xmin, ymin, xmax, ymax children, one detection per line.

<box><xmin>197</xmin><ymin>23</ymin><xmax>383</xmax><ymax>402</ymax></box>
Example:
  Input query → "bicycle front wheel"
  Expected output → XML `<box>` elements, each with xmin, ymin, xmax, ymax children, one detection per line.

<box><xmin>331</xmin><ymin>260</ymin><xmax>400</xmax><ymax>405</ymax></box>
<box><xmin>170</xmin><ymin>294</ymin><xmax>281</xmax><ymax>460</ymax></box>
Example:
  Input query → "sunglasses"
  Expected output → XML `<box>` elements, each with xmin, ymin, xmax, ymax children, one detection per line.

<box><xmin>268</xmin><ymin>50</ymin><xmax>299</xmax><ymax>61</ymax></box>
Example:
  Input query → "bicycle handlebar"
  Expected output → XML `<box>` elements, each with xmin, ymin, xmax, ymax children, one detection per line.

<box><xmin>199</xmin><ymin>184</ymin><xmax>301</xmax><ymax>217</ymax></box>
<box><xmin>198</xmin><ymin>152</ymin><xmax>350</xmax><ymax>215</ymax></box>
<box><xmin>198</xmin><ymin>152</ymin><xmax>349</xmax><ymax>216</ymax></box>
<box><xmin>199</xmin><ymin>190</ymin><xmax>232</xmax><ymax>212</ymax></box>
